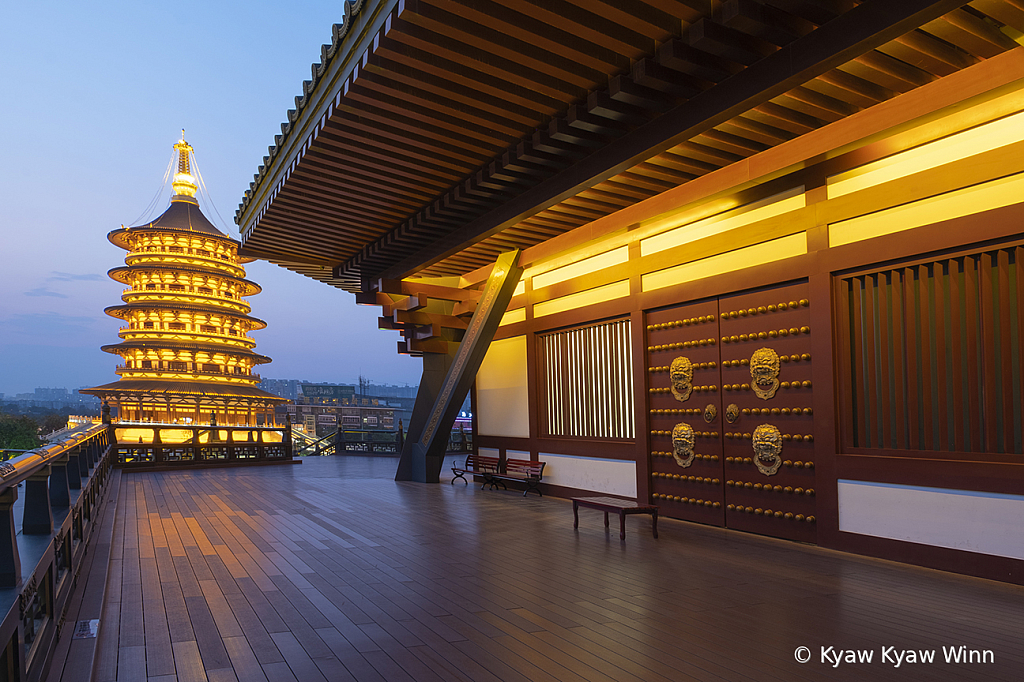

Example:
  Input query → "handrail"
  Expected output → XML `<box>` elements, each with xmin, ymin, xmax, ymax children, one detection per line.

<box><xmin>0</xmin><ymin>423</ymin><xmax>106</xmax><ymax>494</ymax></box>
<box><xmin>296</xmin><ymin>429</ymin><xmax>337</xmax><ymax>455</ymax></box>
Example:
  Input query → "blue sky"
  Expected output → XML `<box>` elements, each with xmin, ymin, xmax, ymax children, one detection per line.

<box><xmin>0</xmin><ymin>2</ymin><xmax>422</xmax><ymax>395</ymax></box>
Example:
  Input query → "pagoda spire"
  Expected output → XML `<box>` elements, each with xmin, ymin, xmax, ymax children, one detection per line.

<box><xmin>171</xmin><ymin>131</ymin><xmax>199</xmax><ymax>199</ymax></box>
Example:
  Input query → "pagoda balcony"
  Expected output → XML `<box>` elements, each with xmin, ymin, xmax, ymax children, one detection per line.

<box><xmin>117</xmin><ymin>329</ymin><xmax>258</xmax><ymax>348</ymax></box>
<box><xmin>124</xmin><ymin>252</ymin><xmax>245</xmax><ymax>278</ymax></box>
<box><xmin>121</xmin><ymin>288</ymin><xmax>252</xmax><ymax>313</ymax></box>
<box><xmin>114</xmin><ymin>365</ymin><xmax>261</xmax><ymax>382</ymax></box>
<box><xmin>128</xmin><ymin>245</ymin><xmax>236</xmax><ymax>263</ymax></box>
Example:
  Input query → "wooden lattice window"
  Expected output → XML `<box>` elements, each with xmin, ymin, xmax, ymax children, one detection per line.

<box><xmin>838</xmin><ymin>243</ymin><xmax>1023</xmax><ymax>455</ymax></box>
<box><xmin>538</xmin><ymin>318</ymin><xmax>634</xmax><ymax>440</ymax></box>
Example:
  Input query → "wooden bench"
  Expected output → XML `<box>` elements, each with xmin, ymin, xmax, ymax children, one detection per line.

<box><xmin>451</xmin><ymin>454</ymin><xmax>500</xmax><ymax>488</ymax></box>
<box><xmin>451</xmin><ymin>455</ymin><xmax>546</xmax><ymax>497</ymax></box>
<box><xmin>572</xmin><ymin>496</ymin><xmax>659</xmax><ymax>540</ymax></box>
<box><xmin>489</xmin><ymin>458</ymin><xmax>546</xmax><ymax>497</ymax></box>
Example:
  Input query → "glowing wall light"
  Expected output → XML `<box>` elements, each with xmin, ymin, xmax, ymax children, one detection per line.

<box><xmin>640</xmin><ymin>189</ymin><xmax>805</xmax><ymax>258</ymax></box>
<box><xmin>828</xmin><ymin>110</ymin><xmax>1024</xmax><ymax>199</ymax></box>
<box><xmin>642</xmin><ymin>232</ymin><xmax>807</xmax><ymax>292</ymax></box>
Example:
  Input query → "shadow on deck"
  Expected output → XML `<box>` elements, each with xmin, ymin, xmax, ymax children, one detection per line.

<box><xmin>64</xmin><ymin>456</ymin><xmax>1024</xmax><ymax>682</ymax></box>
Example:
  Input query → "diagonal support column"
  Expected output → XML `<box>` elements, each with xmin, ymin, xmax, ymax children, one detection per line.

<box><xmin>396</xmin><ymin>249</ymin><xmax>524</xmax><ymax>483</ymax></box>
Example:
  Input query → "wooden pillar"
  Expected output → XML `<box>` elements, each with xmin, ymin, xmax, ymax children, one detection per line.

<box><xmin>396</xmin><ymin>249</ymin><xmax>523</xmax><ymax>483</ymax></box>
<box><xmin>23</xmin><ymin>466</ymin><xmax>53</xmax><ymax>535</ymax></box>
<box><xmin>0</xmin><ymin>489</ymin><xmax>19</xmax><ymax>587</ymax></box>
<box><xmin>49</xmin><ymin>454</ymin><xmax>71</xmax><ymax>508</ymax></box>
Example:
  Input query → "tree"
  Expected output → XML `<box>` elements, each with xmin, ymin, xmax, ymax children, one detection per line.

<box><xmin>0</xmin><ymin>412</ymin><xmax>41</xmax><ymax>451</ymax></box>
<box><xmin>40</xmin><ymin>413</ymin><xmax>67</xmax><ymax>436</ymax></box>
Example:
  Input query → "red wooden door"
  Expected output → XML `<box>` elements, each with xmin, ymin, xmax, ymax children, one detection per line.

<box><xmin>645</xmin><ymin>298</ymin><xmax>726</xmax><ymax>527</ymax></box>
<box><xmin>719</xmin><ymin>282</ymin><xmax>818</xmax><ymax>544</ymax></box>
<box><xmin>645</xmin><ymin>281</ymin><xmax>819</xmax><ymax>544</ymax></box>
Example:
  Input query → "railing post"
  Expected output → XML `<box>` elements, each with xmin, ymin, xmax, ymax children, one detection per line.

<box><xmin>67</xmin><ymin>447</ymin><xmax>83</xmax><ymax>490</ymax></box>
<box><xmin>79</xmin><ymin>443</ymin><xmax>91</xmax><ymax>478</ymax></box>
<box><xmin>50</xmin><ymin>454</ymin><xmax>71</xmax><ymax>508</ymax></box>
<box><xmin>23</xmin><ymin>466</ymin><xmax>53</xmax><ymax>535</ymax></box>
<box><xmin>285</xmin><ymin>415</ymin><xmax>293</xmax><ymax>459</ymax></box>
<box><xmin>0</xmin><ymin>488</ymin><xmax>20</xmax><ymax>587</ymax></box>
<box><xmin>154</xmin><ymin>427</ymin><xmax>164</xmax><ymax>463</ymax></box>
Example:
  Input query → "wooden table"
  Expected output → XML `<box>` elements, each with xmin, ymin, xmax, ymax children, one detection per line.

<box><xmin>572</xmin><ymin>496</ymin><xmax>659</xmax><ymax>540</ymax></box>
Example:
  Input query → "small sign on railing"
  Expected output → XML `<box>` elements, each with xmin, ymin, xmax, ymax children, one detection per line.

<box><xmin>73</xmin><ymin>619</ymin><xmax>99</xmax><ymax>639</ymax></box>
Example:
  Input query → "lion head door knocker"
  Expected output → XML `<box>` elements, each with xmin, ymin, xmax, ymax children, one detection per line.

<box><xmin>750</xmin><ymin>347</ymin><xmax>781</xmax><ymax>400</ymax></box>
<box><xmin>670</xmin><ymin>356</ymin><xmax>693</xmax><ymax>402</ymax></box>
<box><xmin>752</xmin><ymin>424</ymin><xmax>783</xmax><ymax>476</ymax></box>
<box><xmin>703</xmin><ymin>403</ymin><xmax>717</xmax><ymax>423</ymax></box>
<box><xmin>671</xmin><ymin>422</ymin><xmax>695</xmax><ymax>468</ymax></box>
<box><xmin>725</xmin><ymin>403</ymin><xmax>740</xmax><ymax>424</ymax></box>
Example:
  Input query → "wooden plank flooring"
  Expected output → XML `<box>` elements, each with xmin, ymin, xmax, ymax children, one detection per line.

<box><xmin>94</xmin><ymin>456</ymin><xmax>1024</xmax><ymax>682</ymax></box>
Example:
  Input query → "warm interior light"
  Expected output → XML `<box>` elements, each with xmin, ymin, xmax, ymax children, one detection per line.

<box><xmin>828</xmin><ymin>109</ymin><xmax>1024</xmax><ymax>198</ymax></box>
<box><xmin>499</xmin><ymin>308</ymin><xmax>526</xmax><ymax>326</ymax></box>
<box><xmin>640</xmin><ymin>189</ymin><xmax>805</xmax><ymax>258</ymax></box>
<box><xmin>532</xmin><ymin>246</ymin><xmax>629</xmax><ymax>290</ymax></box>
<box><xmin>534</xmin><ymin>280</ymin><xmax>630</xmax><ymax>318</ymax></box>
<box><xmin>642</xmin><ymin>233</ymin><xmax>807</xmax><ymax>292</ymax></box>
<box><xmin>829</xmin><ymin>172</ymin><xmax>1024</xmax><ymax>247</ymax></box>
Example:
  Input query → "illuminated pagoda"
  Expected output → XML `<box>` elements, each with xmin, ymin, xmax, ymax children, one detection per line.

<box><xmin>82</xmin><ymin>134</ymin><xmax>287</xmax><ymax>425</ymax></box>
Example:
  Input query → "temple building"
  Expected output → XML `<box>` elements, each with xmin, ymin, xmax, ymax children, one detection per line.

<box><xmin>233</xmin><ymin>0</ymin><xmax>1024</xmax><ymax>585</ymax></box>
<box><xmin>81</xmin><ymin>135</ymin><xmax>287</xmax><ymax>425</ymax></box>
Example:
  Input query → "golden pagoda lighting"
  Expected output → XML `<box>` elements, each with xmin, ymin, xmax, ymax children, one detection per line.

<box><xmin>81</xmin><ymin>134</ymin><xmax>288</xmax><ymax>428</ymax></box>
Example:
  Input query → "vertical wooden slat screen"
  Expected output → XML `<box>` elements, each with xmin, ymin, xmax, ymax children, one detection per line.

<box><xmin>538</xmin><ymin>318</ymin><xmax>634</xmax><ymax>439</ymax></box>
<box><xmin>839</xmin><ymin>246</ymin><xmax>1023</xmax><ymax>455</ymax></box>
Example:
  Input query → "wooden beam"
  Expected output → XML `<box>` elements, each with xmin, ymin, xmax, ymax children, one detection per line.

<box><xmin>372</xmin><ymin>0</ymin><xmax>966</xmax><ymax>282</ymax></box>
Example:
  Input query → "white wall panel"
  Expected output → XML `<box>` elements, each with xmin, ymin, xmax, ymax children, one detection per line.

<box><xmin>540</xmin><ymin>452</ymin><xmax>636</xmax><ymax>498</ymax></box>
<box><xmin>838</xmin><ymin>480</ymin><xmax>1024</xmax><ymax>560</ymax></box>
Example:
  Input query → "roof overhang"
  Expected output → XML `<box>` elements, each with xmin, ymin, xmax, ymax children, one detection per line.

<box><xmin>236</xmin><ymin>0</ymin><xmax>1024</xmax><ymax>293</ymax></box>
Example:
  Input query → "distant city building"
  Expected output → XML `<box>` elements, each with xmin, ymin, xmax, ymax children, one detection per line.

<box><xmin>257</xmin><ymin>378</ymin><xmax>304</xmax><ymax>401</ymax></box>
<box><xmin>81</xmin><ymin>135</ymin><xmax>288</xmax><ymax>425</ymax></box>
<box><xmin>32</xmin><ymin>387</ymin><xmax>71</xmax><ymax>401</ymax></box>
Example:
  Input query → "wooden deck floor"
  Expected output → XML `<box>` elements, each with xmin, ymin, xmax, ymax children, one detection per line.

<box><xmin>94</xmin><ymin>456</ymin><xmax>1024</xmax><ymax>682</ymax></box>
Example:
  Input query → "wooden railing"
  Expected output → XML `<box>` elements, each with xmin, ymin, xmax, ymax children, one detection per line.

<box><xmin>0</xmin><ymin>421</ymin><xmax>116</xmax><ymax>681</ymax></box>
<box><xmin>333</xmin><ymin>428</ymin><xmax>473</xmax><ymax>455</ymax></box>
<box><xmin>113</xmin><ymin>421</ymin><xmax>293</xmax><ymax>468</ymax></box>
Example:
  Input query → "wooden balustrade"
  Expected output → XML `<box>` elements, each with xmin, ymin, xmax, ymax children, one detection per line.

<box><xmin>0</xmin><ymin>421</ymin><xmax>116</xmax><ymax>681</ymax></box>
<box><xmin>113</xmin><ymin>420</ymin><xmax>293</xmax><ymax>469</ymax></box>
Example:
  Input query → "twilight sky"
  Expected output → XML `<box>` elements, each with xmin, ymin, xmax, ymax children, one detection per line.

<box><xmin>0</xmin><ymin>1</ymin><xmax>422</xmax><ymax>396</ymax></box>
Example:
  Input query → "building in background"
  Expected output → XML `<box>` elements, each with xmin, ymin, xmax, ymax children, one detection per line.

<box><xmin>81</xmin><ymin>135</ymin><xmax>288</xmax><ymax>425</ymax></box>
<box><xmin>257</xmin><ymin>378</ymin><xmax>304</xmax><ymax>401</ymax></box>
